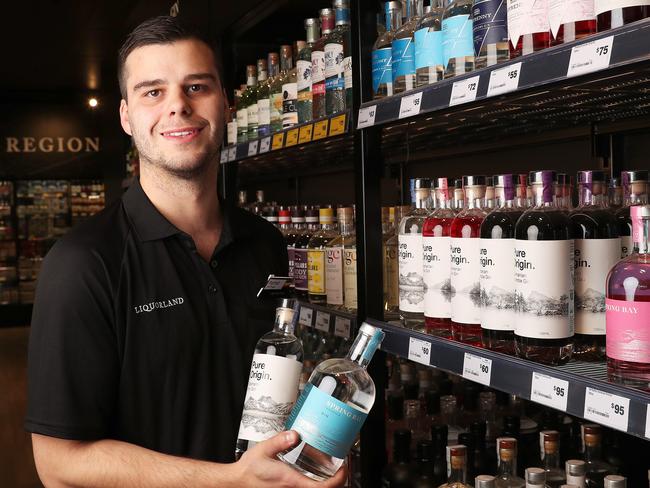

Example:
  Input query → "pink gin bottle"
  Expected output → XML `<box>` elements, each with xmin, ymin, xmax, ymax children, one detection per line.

<box><xmin>606</xmin><ymin>204</ymin><xmax>650</xmax><ymax>391</ymax></box>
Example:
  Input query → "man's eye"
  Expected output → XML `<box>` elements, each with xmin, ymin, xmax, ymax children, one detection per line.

<box><xmin>188</xmin><ymin>84</ymin><xmax>203</xmax><ymax>93</ymax></box>
<box><xmin>146</xmin><ymin>89</ymin><xmax>160</xmax><ymax>98</ymax></box>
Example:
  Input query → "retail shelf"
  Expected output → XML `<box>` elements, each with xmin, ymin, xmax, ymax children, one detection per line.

<box><xmin>220</xmin><ymin>111</ymin><xmax>351</xmax><ymax>164</ymax></box>
<box><xmin>296</xmin><ymin>301</ymin><xmax>356</xmax><ymax>341</ymax></box>
<box><xmin>0</xmin><ymin>304</ymin><xmax>32</xmax><ymax>327</ymax></box>
<box><xmin>368</xmin><ymin>318</ymin><xmax>650</xmax><ymax>441</ymax></box>
<box><xmin>358</xmin><ymin>19</ymin><xmax>650</xmax><ymax>149</ymax></box>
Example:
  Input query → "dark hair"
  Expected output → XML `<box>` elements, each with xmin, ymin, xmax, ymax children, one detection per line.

<box><xmin>117</xmin><ymin>15</ymin><xmax>222</xmax><ymax>100</ymax></box>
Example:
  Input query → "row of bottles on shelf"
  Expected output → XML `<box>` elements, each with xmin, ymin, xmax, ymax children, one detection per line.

<box><xmin>389</xmin><ymin>170</ymin><xmax>649</xmax><ymax>389</ymax></box>
<box><xmin>382</xmin><ymin>356</ymin><xmax>649</xmax><ymax>486</ymax></box>
<box><xmin>227</xmin><ymin>0</ymin><xmax>352</xmax><ymax>145</ymax></box>
<box><xmin>372</xmin><ymin>0</ymin><xmax>650</xmax><ymax>98</ymax></box>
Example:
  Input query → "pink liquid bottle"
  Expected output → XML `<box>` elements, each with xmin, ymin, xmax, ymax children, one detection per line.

<box><xmin>606</xmin><ymin>204</ymin><xmax>650</xmax><ymax>391</ymax></box>
<box><xmin>596</xmin><ymin>0</ymin><xmax>650</xmax><ymax>31</ymax></box>
<box><xmin>450</xmin><ymin>175</ymin><xmax>488</xmax><ymax>346</ymax></box>
<box><xmin>423</xmin><ymin>177</ymin><xmax>456</xmax><ymax>339</ymax></box>
<box><xmin>615</xmin><ymin>170</ymin><xmax>648</xmax><ymax>259</ymax></box>
<box><xmin>507</xmin><ymin>0</ymin><xmax>551</xmax><ymax>58</ymax></box>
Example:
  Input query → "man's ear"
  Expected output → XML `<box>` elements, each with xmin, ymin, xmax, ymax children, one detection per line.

<box><xmin>120</xmin><ymin>99</ymin><xmax>132</xmax><ymax>136</ymax></box>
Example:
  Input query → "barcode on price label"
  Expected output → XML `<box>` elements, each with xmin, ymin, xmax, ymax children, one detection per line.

<box><xmin>530</xmin><ymin>372</ymin><xmax>569</xmax><ymax>412</ymax></box>
<box><xmin>315</xmin><ymin>311</ymin><xmax>331</xmax><ymax>332</ymax></box>
<box><xmin>449</xmin><ymin>75</ymin><xmax>480</xmax><ymax>106</ymax></box>
<box><xmin>334</xmin><ymin>316</ymin><xmax>351</xmax><ymax>339</ymax></box>
<box><xmin>487</xmin><ymin>62</ymin><xmax>522</xmax><ymax>97</ymax></box>
<box><xmin>259</xmin><ymin>137</ymin><xmax>271</xmax><ymax>153</ymax></box>
<box><xmin>408</xmin><ymin>337</ymin><xmax>432</xmax><ymax>365</ymax></box>
<box><xmin>228</xmin><ymin>146</ymin><xmax>237</xmax><ymax>161</ymax></box>
<box><xmin>398</xmin><ymin>92</ymin><xmax>423</xmax><ymax>119</ymax></box>
<box><xmin>247</xmin><ymin>140</ymin><xmax>259</xmax><ymax>156</ymax></box>
<box><xmin>567</xmin><ymin>35</ymin><xmax>614</xmax><ymax>78</ymax></box>
<box><xmin>357</xmin><ymin>105</ymin><xmax>377</xmax><ymax>128</ymax></box>
<box><xmin>584</xmin><ymin>387</ymin><xmax>630</xmax><ymax>432</ymax></box>
<box><xmin>298</xmin><ymin>307</ymin><xmax>313</xmax><ymax>327</ymax></box>
<box><xmin>462</xmin><ymin>353</ymin><xmax>492</xmax><ymax>386</ymax></box>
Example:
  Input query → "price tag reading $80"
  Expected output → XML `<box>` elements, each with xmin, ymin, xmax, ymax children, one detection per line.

<box><xmin>584</xmin><ymin>387</ymin><xmax>630</xmax><ymax>432</ymax></box>
<box><xmin>408</xmin><ymin>337</ymin><xmax>432</xmax><ymax>366</ymax></box>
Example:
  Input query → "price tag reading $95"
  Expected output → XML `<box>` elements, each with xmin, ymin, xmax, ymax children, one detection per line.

<box><xmin>530</xmin><ymin>372</ymin><xmax>569</xmax><ymax>412</ymax></box>
<box><xmin>584</xmin><ymin>387</ymin><xmax>630</xmax><ymax>432</ymax></box>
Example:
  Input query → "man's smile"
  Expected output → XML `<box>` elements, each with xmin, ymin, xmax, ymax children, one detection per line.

<box><xmin>160</xmin><ymin>126</ymin><xmax>204</xmax><ymax>142</ymax></box>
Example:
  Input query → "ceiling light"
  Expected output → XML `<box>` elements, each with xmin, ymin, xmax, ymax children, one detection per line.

<box><xmin>88</xmin><ymin>97</ymin><xmax>99</xmax><ymax>108</ymax></box>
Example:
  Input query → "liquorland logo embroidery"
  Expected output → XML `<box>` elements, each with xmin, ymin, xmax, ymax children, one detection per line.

<box><xmin>134</xmin><ymin>297</ymin><xmax>185</xmax><ymax>314</ymax></box>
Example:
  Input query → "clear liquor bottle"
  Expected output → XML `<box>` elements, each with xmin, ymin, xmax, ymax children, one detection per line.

<box><xmin>564</xmin><ymin>459</ymin><xmax>586</xmax><ymax>488</ymax></box>
<box><xmin>441</xmin><ymin>394</ymin><xmax>466</xmax><ymax>445</ymax></box>
<box><xmin>393</xmin><ymin>0</ymin><xmax>423</xmax><ymax>93</ymax></box>
<box><xmin>525</xmin><ymin>467</ymin><xmax>547</xmax><ymax>487</ymax></box>
<box><xmin>298</xmin><ymin>19</ymin><xmax>319</xmax><ymax>124</ymax></box>
<box><xmin>386</xmin><ymin>205</ymin><xmax>414</xmax><ymax>320</ymax></box>
<box><xmin>438</xmin><ymin>445</ymin><xmax>472</xmax><ymax>487</ymax></box>
<box><xmin>268</xmin><ymin>52</ymin><xmax>284</xmax><ymax>133</ymax></box>
<box><xmin>237</xmin><ymin>80</ymin><xmax>249</xmax><ymax>143</ymax></box>
<box><xmin>415</xmin><ymin>0</ymin><xmax>445</xmax><ymax>86</ymax></box>
<box><xmin>286</xmin><ymin>207</ymin><xmax>306</xmax><ymax>293</ymax></box>
<box><xmin>341</xmin><ymin>210</ymin><xmax>357</xmax><ymax>313</ymax></box>
<box><xmin>325</xmin><ymin>207</ymin><xmax>354</xmax><ymax>309</ymax></box>
<box><xmin>431</xmin><ymin>424</ymin><xmax>451</xmax><ymax>485</ymax></box>
<box><xmin>325</xmin><ymin>0</ymin><xmax>352</xmax><ymax>115</ymax></box>
<box><xmin>373</xmin><ymin>1</ymin><xmax>402</xmax><ymax>98</ymax></box>
<box><xmin>540</xmin><ymin>431</ymin><xmax>567</xmax><ymax>488</ymax></box>
<box><xmin>450</xmin><ymin>175</ymin><xmax>487</xmax><ymax>346</ymax></box>
<box><xmin>507</xmin><ymin>0</ymin><xmax>550</xmax><ymax>58</ymax></box>
<box><xmin>294</xmin><ymin>208</ymin><xmax>320</xmax><ymax>300</ymax></box>
<box><xmin>312</xmin><ymin>8</ymin><xmax>335</xmax><ymax>119</ymax></box>
<box><xmin>596</xmin><ymin>1</ymin><xmax>650</xmax><ymax>31</ymax></box>
<box><xmin>454</xmin><ymin>179</ymin><xmax>465</xmax><ymax>210</ymax></box>
<box><xmin>556</xmin><ymin>174</ymin><xmax>573</xmax><ymax>212</ymax></box>
<box><xmin>615</xmin><ymin>170</ymin><xmax>648</xmax><ymax>259</ymax></box>
<box><xmin>473</xmin><ymin>0</ymin><xmax>509</xmax><ymax>68</ymax></box>
<box><xmin>256</xmin><ymin>57</ymin><xmax>271</xmax><ymax>138</ymax></box>
<box><xmin>548</xmin><ymin>0</ymin><xmax>596</xmax><ymax>45</ymax></box>
<box><xmin>381</xmin><ymin>429</ymin><xmax>414</xmax><ymax>486</ymax></box>
<box><xmin>442</xmin><ymin>0</ymin><xmax>475</xmax><ymax>78</ymax></box>
<box><xmin>495</xmin><ymin>437</ymin><xmax>525</xmax><ymax>488</ymax></box>
<box><xmin>235</xmin><ymin>300</ymin><xmax>303</xmax><ymax>459</ymax></box>
<box><xmin>581</xmin><ymin>424</ymin><xmax>616</xmax><ymax>487</ymax></box>
<box><xmin>308</xmin><ymin>208</ymin><xmax>337</xmax><ymax>305</ymax></box>
<box><xmin>278</xmin><ymin>209</ymin><xmax>292</xmax><ymax>238</ymax></box>
<box><xmin>399</xmin><ymin>178</ymin><xmax>433</xmax><ymax>328</ymax></box>
<box><xmin>278</xmin><ymin>323</ymin><xmax>385</xmax><ymax>481</ymax></box>
<box><xmin>606</xmin><ymin>204</ymin><xmax>650</xmax><ymax>390</ymax></box>
<box><xmin>245</xmin><ymin>65</ymin><xmax>259</xmax><ymax>140</ymax></box>
<box><xmin>281</xmin><ymin>44</ymin><xmax>299</xmax><ymax>129</ymax></box>
<box><xmin>514</xmin><ymin>171</ymin><xmax>574</xmax><ymax>366</ymax></box>
<box><xmin>569</xmin><ymin>171</ymin><xmax>619</xmax><ymax>362</ymax></box>
<box><xmin>608</xmin><ymin>177</ymin><xmax>623</xmax><ymax>210</ymax></box>
<box><xmin>480</xmin><ymin>174</ymin><xmax>523</xmax><ymax>354</ymax></box>
<box><xmin>227</xmin><ymin>88</ymin><xmax>240</xmax><ymax>146</ymax></box>
<box><xmin>413</xmin><ymin>440</ymin><xmax>438</xmax><ymax>488</ymax></box>
<box><xmin>486</xmin><ymin>176</ymin><xmax>496</xmax><ymax>209</ymax></box>
<box><xmin>423</xmin><ymin>178</ymin><xmax>456</xmax><ymax>338</ymax></box>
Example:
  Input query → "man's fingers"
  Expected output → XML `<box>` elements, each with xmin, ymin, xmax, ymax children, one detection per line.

<box><xmin>320</xmin><ymin>464</ymin><xmax>348</xmax><ymax>488</ymax></box>
<box><xmin>256</xmin><ymin>430</ymin><xmax>299</xmax><ymax>458</ymax></box>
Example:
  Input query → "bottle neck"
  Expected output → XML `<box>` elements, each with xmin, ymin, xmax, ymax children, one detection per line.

<box><xmin>273</xmin><ymin>307</ymin><xmax>296</xmax><ymax>335</ymax></box>
<box><xmin>346</xmin><ymin>329</ymin><xmax>382</xmax><ymax>367</ymax></box>
<box><xmin>268</xmin><ymin>62</ymin><xmax>278</xmax><ymax>78</ymax></box>
<box><xmin>634</xmin><ymin>216</ymin><xmax>650</xmax><ymax>255</ymax></box>
<box><xmin>497</xmin><ymin>453</ymin><xmax>517</xmax><ymax>477</ymax></box>
<box><xmin>584</xmin><ymin>443</ymin><xmax>602</xmax><ymax>462</ymax></box>
<box><xmin>466</xmin><ymin>186</ymin><xmax>486</xmax><ymax>210</ymax></box>
<box><xmin>339</xmin><ymin>219</ymin><xmax>355</xmax><ymax>235</ymax></box>
<box><xmin>543</xmin><ymin>451</ymin><xmax>560</xmax><ymax>470</ymax></box>
<box><xmin>406</xmin><ymin>0</ymin><xmax>423</xmax><ymax>20</ymax></box>
<box><xmin>495</xmin><ymin>187</ymin><xmax>516</xmax><ymax>209</ymax></box>
<box><xmin>387</xmin><ymin>7</ymin><xmax>401</xmax><ymax>32</ymax></box>
<box><xmin>447</xmin><ymin>460</ymin><xmax>466</xmax><ymax>483</ymax></box>
<box><xmin>247</xmin><ymin>75</ymin><xmax>257</xmax><ymax>87</ymax></box>
<box><xmin>320</xmin><ymin>221</ymin><xmax>336</xmax><ymax>231</ymax></box>
<box><xmin>533</xmin><ymin>183</ymin><xmax>558</xmax><ymax>208</ymax></box>
<box><xmin>335</xmin><ymin>7</ymin><xmax>350</xmax><ymax>26</ymax></box>
<box><xmin>281</xmin><ymin>55</ymin><xmax>293</xmax><ymax>73</ymax></box>
<box><xmin>578</xmin><ymin>183</ymin><xmax>607</xmax><ymax>207</ymax></box>
<box><xmin>291</xmin><ymin>221</ymin><xmax>306</xmax><ymax>230</ymax></box>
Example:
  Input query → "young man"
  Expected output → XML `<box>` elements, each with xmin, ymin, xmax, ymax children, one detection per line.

<box><xmin>25</xmin><ymin>16</ymin><xmax>346</xmax><ymax>488</ymax></box>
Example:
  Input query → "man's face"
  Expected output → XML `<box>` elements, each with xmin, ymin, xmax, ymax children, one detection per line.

<box><xmin>119</xmin><ymin>39</ymin><xmax>226</xmax><ymax>179</ymax></box>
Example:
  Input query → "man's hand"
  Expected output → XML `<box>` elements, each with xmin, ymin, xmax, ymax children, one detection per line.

<box><xmin>234</xmin><ymin>431</ymin><xmax>348</xmax><ymax>488</ymax></box>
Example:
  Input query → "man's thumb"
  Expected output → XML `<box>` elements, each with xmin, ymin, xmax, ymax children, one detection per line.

<box><xmin>258</xmin><ymin>430</ymin><xmax>300</xmax><ymax>458</ymax></box>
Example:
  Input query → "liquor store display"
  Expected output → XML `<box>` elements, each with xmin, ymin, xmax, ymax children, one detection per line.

<box><xmin>220</xmin><ymin>1</ymin><xmax>650</xmax><ymax>486</ymax></box>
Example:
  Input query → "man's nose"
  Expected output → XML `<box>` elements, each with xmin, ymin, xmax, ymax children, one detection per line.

<box><xmin>166</xmin><ymin>87</ymin><xmax>192</xmax><ymax>117</ymax></box>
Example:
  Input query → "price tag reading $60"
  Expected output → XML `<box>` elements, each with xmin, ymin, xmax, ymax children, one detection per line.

<box><xmin>408</xmin><ymin>337</ymin><xmax>432</xmax><ymax>366</ymax></box>
<box><xmin>462</xmin><ymin>352</ymin><xmax>492</xmax><ymax>386</ymax></box>
<box><xmin>530</xmin><ymin>372</ymin><xmax>569</xmax><ymax>412</ymax></box>
<box><xmin>584</xmin><ymin>387</ymin><xmax>630</xmax><ymax>432</ymax></box>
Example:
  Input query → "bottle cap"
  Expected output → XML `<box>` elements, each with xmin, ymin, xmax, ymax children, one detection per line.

<box><xmin>529</xmin><ymin>170</ymin><xmax>557</xmax><ymax>204</ymax></box>
<box><xmin>454</xmin><ymin>178</ymin><xmax>463</xmax><ymax>189</ymax></box>
<box><xmin>622</xmin><ymin>169</ymin><xmax>649</xmax><ymax>183</ymax></box>
<box><xmin>475</xmin><ymin>475</ymin><xmax>496</xmax><ymax>488</ymax></box>
<box><xmin>565</xmin><ymin>459</ymin><xmax>586</xmax><ymax>476</ymax></box>
<box><xmin>526</xmin><ymin>467</ymin><xmax>546</xmax><ymax>484</ymax></box>
<box><xmin>337</xmin><ymin>206</ymin><xmax>354</xmax><ymax>222</ymax></box>
<box><xmin>447</xmin><ymin>445</ymin><xmax>466</xmax><ymax>470</ymax></box>
<box><xmin>246</xmin><ymin>64</ymin><xmax>257</xmax><ymax>77</ymax></box>
<box><xmin>604</xmin><ymin>475</ymin><xmax>627</xmax><ymax>488</ymax></box>
<box><xmin>278</xmin><ymin>210</ymin><xmax>291</xmax><ymax>224</ymax></box>
<box><xmin>386</xmin><ymin>1</ymin><xmax>402</xmax><ymax>15</ymax></box>
<box><xmin>486</xmin><ymin>176</ymin><xmax>494</xmax><ymax>187</ymax></box>
<box><xmin>578</xmin><ymin>170</ymin><xmax>606</xmax><ymax>184</ymax></box>
<box><xmin>280</xmin><ymin>45</ymin><xmax>292</xmax><ymax>60</ymax></box>
<box><xmin>463</xmin><ymin>175</ymin><xmax>487</xmax><ymax>187</ymax></box>
<box><xmin>412</xmin><ymin>177</ymin><xmax>432</xmax><ymax>189</ymax></box>
<box><xmin>267</xmin><ymin>52</ymin><xmax>279</xmax><ymax>65</ymax></box>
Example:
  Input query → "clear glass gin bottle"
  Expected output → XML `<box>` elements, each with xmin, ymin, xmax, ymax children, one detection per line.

<box><xmin>438</xmin><ymin>444</ymin><xmax>472</xmax><ymax>487</ymax></box>
<box><xmin>495</xmin><ymin>437</ymin><xmax>525</xmax><ymax>487</ymax></box>
<box><xmin>325</xmin><ymin>0</ymin><xmax>352</xmax><ymax>115</ymax></box>
<box><xmin>372</xmin><ymin>0</ymin><xmax>402</xmax><ymax>98</ymax></box>
<box><xmin>235</xmin><ymin>300</ymin><xmax>303</xmax><ymax>459</ymax></box>
<box><xmin>256</xmin><ymin>57</ymin><xmax>271</xmax><ymax>138</ymax></box>
<box><xmin>415</xmin><ymin>0</ymin><xmax>445</xmax><ymax>87</ymax></box>
<box><xmin>298</xmin><ymin>19</ymin><xmax>319</xmax><ymax>124</ymax></box>
<box><xmin>540</xmin><ymin>430</ymin><xmax>567</xmax><ymax>487</ymax></box>
<box><xmin>392</xmin><ymin>0</ymin><xmax>423</xmax><ymax>94</ymax></box>
<box><xmin>278</xmin><ymin>323</ymin><xmax>385</xmax><ymax>481</ymax></box>
<box><xmin>281</xmin><ymin>44</ymin><xmax>299</xmax><ymax>129</ymax></box>
<box><xmin>442</xmin><ymin>0</ymin><xmax>475</xmax><ymax>78</ymax></box>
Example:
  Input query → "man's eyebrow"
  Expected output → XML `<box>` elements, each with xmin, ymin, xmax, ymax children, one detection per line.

<box><xmin>132</xmin><ymin>79</ymin><xmax>166</xmax><ymax>93</ymax></box>
<box><xmin>185</xmin><ymin>73</ymin><xmax>218</xmax><ymax>83</ymax></box>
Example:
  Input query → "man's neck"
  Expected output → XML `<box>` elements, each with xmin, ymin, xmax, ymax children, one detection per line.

<box><xmin>139</xmin><ymin>163</ymin><xmax>222</xmax><ymax>260</ymax></box>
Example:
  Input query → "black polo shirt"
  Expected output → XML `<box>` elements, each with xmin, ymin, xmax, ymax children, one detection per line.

<box><xmin>25</xmin><ymin>179</ymin><xmax>288</xmax><ymax>463</ymax></box>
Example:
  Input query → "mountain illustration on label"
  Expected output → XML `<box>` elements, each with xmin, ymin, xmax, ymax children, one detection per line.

<box><xmin>576</xmin><ymin>288</ymin><xmax>606</xmax><ymax>313</ymax></box>
<box><xmin>516</xmin><ymin>290</ymin><xmax>570</xmax><ymax>317</ymax></box>
<box><xmin>240</xmin><ymin>395</ymin><xmax>295</xmax><ymax>434</ymax></box>
<box><xmin>481</xmin><ymin>285</ymin><xmax>516</xmax><ymax>309</ymax></box>
<box><xmin>399</xmin><ymin>271</ymin><xmax>425</xmax><ymax>304</ymax></box>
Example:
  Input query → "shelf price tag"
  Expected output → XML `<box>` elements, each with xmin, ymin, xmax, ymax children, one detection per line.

<box><xmin>299</xmin><ymin>124</ymin><xmax>313</xmax><ymax>144</ymax></box>
<box><xmin>567</xmin><ymin>35</ymin><xmax>614</xmax><ymax>78</ymax></box>
<box><xmin>298</xmin><ymin>306</ymin><xmax>313</xmax><ymax>327</ymax></box>
<box><xmin>271</xmin><ymin>133</ymin><xmax>284</xmax><ymax>150</ymax></box>
<box><xmin>259</xmin><ymin>136</ymin><xmax>271</xmax><ymax>153</ymax></box>
<box><xmin>357</xmin><ymin>105</ymin><xmax>377</xmax><ymax>128</ymax></box>
<box><xmin>247</xmin><ymin>140</ymin><xmax>259</xmax><ymax>156</ymax></box>
<box><xmin>462</xmin><ymin>352</ymin><xmax>492</xmax><ymax>386</ymax></box>
<box><xmin>450</xmin><ymin>75</ymin><xmax>481</xmax><ymax>107</ymax></box>
<box><xmin>530</xmin><ymin>372</ymin><xmax>569</xmax><ymax>412</ymax></box>
<box><xmin>398</xmin><ymin>92</ymin><xmax>423</xmax><ymax>119</ymax></box>
<box><xmin>315</xmin><ymin>311</ymin><xmax>331</xmax><ymax>332</ymax></box>
<box><xmin>646</xmin><ymin>404</ymin><xmax>650</xmax><ymax>439</ymax></box>
<box><xmin>334</xmin><ymin>316</ymin><xmax>351</xmax><ymax>339</ymax></box>
<box><xmin>584</xmin><ymin>387</ymin><xmax>630</xmax><ymax>432</ymax></box>
<box><xmin>329</xmin><ymin>114</ymin><xmax>347</xmax><ymax>136</ymax></box>
<box><xmin>408</xmin><ymin>337</ymin><xmax>432</xmax><ymax>366</ymax></box>
<box><xmin>219</xmin><ymin>150</ymin><xmax>228</xmax><ymax>164</ymax></box>
<box><xmin>313</xmin><ymin>120</ymin><xmax>330</xmax><ymax>140</ymax></box>
<box><xmin>285</xmin><ymin>128</ymin><xmax>299</xmax><ymax>147</ymax></box>
<box><xmin>487</xmin><ymin>62</ymin><xmax>522</xmax><ymax>97</ymax></box>
<box><xmin>228</xmin><ymin>146</ymin><xmax>237</xmax><ymax>161</ymax></box>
